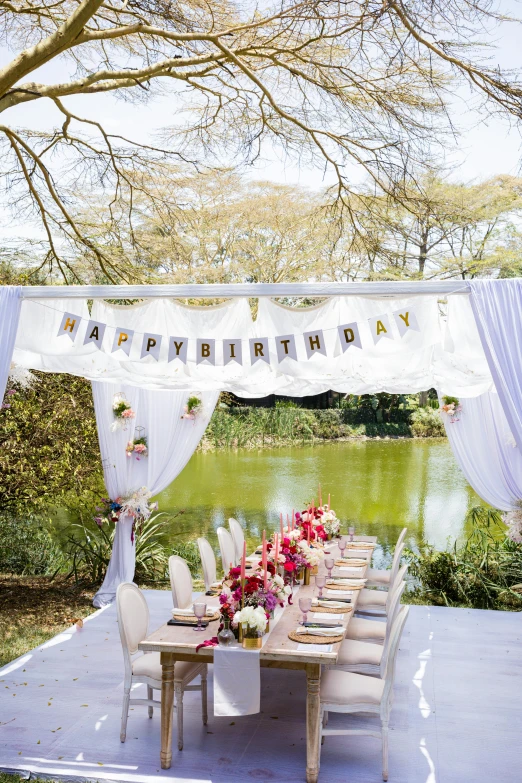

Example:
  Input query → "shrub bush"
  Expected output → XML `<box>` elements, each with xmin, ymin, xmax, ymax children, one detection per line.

<box><xmin>410</xmin><ymin>406</ymin><xmax>445</xmax><ymax>437</ymax></box>
<box><xmin>0</xmin><ymin>516</ymin><xmax>66</xmax><ymax>576</ymax></box>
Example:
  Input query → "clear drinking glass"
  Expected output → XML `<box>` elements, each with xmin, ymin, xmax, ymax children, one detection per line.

<box><xmin>324</xmin><ymin>556</ymin><xmax>335</xmax><ymax>578</ymax></box>
<box><xmin>315</xmin><ymin>574</ymin><xmax>326</xmax><ymax>598</ymax></box>
<box><xmin>299</xmin><ymin>596</ymin><xmax>312</xmax><ymax>624</ymax></box>
<box><xmin>193</xmin><ymin>602</ymin><xmax>207</xmax><ymax>632</ymax></box>
<box><xmin>348</xmin><ymin>525</ymin><xmax>355</xmax><ymax>542</ymax></box>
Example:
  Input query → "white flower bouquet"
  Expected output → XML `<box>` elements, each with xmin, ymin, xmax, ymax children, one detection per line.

<box><xmin>233</xmin><ymin>605</ymin><xmax>268</xmax><ymax>636</ymax></box>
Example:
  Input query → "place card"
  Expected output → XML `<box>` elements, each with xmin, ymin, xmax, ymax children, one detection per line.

<box><xmin>296</xmin><ymin>644</ymin><xmax>333</xmax><ymax>653</ymax></box>
<box><xmin>312</xmin><ymin>612</ymin><xmax>345</xmax><ymax>620</ymax></box>
<box><xmin>338</xmin><ymin>566</ymin><xmax>363</xmax><ymax>572</ymax></box>
<box><xmin>327</xmin><ymin>589</ymin><xmax>353</xmax><ymax>597</ymax></box>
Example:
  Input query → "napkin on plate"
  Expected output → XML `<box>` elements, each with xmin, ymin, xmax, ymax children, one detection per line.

<box><xmin>295</xmin><ymin>626</ymin><xmax>344</xmax><ymax>636</ymax></box>
<box><xmin>172</xmin><ymin>607</ymin><xmax>217</xmax><ymax>617</ymax></box>
<box><xmin>312</xmin><ymin>599</ymin><xmax>351</xmax><ymax>609</ymax></box>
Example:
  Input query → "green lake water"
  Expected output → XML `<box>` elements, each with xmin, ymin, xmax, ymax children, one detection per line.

<box><xmin>157</xmin><ymin>439</ymin><xmax>481</xmax><ymax>562</ymax></box>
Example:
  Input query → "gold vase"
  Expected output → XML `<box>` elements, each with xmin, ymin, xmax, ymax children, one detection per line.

<box><xmin>304</xmin><ymin>568</ymin><xmax>311</xmax><ymax>585</ymax></box>
<box><xmin>311</xmin><ymin>565</ymin><xmax>318</xmax><ymax>575</ymax></box>
<box><xmin>238</xmin><ymin>624</ymin><xmax>243</xmax><ymax>642</ymax></box>
<box><xmin>242</xmin><ymin>634</ymin><xmax>263</xmax><ymax>649</ymax></box>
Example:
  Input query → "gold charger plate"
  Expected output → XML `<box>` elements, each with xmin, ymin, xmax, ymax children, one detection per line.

<box><xmin>172</xmin><ymin>611</ymin><xmax>220</xmax><ymax>623</ymax></box>
<box><xmin>326</xmin><ymin>581</ymin><xmax>365</xmax><ymax>591</ymax></box>
<box><xmin>312</xmin><ymin>604</ymin><xmax>353</xmax><ymax>614</ymax></box>
<box><xmin>288</xmin><ymin>630</ymin><xmax>344</xmax><ymax>645</ymax></box>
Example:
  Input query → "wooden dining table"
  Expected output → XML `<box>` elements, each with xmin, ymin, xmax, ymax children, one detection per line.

<box><xmin>138</xmin><ymin>535</ymin><xmax>377</xmax><ymax>783</ymax></box>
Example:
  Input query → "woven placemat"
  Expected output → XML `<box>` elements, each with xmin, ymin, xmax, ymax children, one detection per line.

<box><xmin>288</xmin><ymin>630</ymin><xmax>344</xmax><ymax>645</ymax></box>
<box><xmin>172</xmin><ymin>611</ymin><xmax>220</xmax><ymax>623</ymax></box>
<box><xmin>335</xmin><ymin>559</ymin><xmax>368</xmax><ymax>567</ymax></box>
<box><xmin>312</xmin><ymin>604</ymin><xmax>353</xmax><ymax>614</ymax></box>
<box><xmin>326</xmin><ymin>581</ymin><xmax>365</xmax><ymax>591</ymax></box>
<box><xmin>344</xmin><ymin>542</ymin><xmax>375</xmax><ymax>549</ymax></box>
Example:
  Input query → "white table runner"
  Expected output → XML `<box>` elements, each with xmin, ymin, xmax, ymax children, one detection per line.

<box><xmin>213</xmin><ymin>645</ymin><xmax>261</xmax><ymax>716</ymax></box>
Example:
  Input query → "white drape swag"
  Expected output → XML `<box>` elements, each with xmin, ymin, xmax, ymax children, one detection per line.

<box><xmin>441</xmin><ymin>391</ymin><xmax>522</xmax><ymax>511</ymax></box>
<box><xmin>469</xmin><ymin>279</ymin><xmax>522</xmax><ymax>450</ymax></box>
<box><xmin>0</xmin><ymin>286</ymin><xmax>22</xmax><ymax>401</ymax></box>
<box><xmin>92</xmin><ymin>382</ymin><xmax>219</xmax><ymax>608</ymax></box>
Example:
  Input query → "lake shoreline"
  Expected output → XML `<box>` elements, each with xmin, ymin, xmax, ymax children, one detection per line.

<box><xmin>199</xmin><ymin>431</ymin><xmax>446</xmax><ymax>451</ymax></box>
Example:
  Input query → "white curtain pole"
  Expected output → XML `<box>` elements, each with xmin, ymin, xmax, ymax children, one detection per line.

<box><xmin>19</xmin><ymin>281</ymin><xmax>471</xmax><ymax>299</ymax></box>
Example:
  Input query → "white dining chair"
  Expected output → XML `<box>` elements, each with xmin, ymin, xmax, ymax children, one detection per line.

<box><xmin>197</xmin><ymin>537</ymin><xmax>220</xmax><ymax>593</ymax></box>
<box><xmin>319</xmin><ymin>606</ymin><xmax>409</xmax><ymax>781</ymax></box>
<box><xmin>228</xmin><ymin>517</ymin><xmax>245</xmax><ymax>563</ymax></box>
<box><xmin>346</xmin><ymin>578</ymin><xmax>406</xmax><ymax>645</ymax></box>
<box><xmin>356</xmin><ymin>551</ymin><xmax>406</xmax><ymax>617</ymax></box>
<box><xmin>168</xmin><ymin>555</ymin><xmax>193</xmax><ymax>609</ymax></box>
<box><xmin>366</xmin><ymin>528</ymin><xmax>407</xmax><ymax>587</ymax></box>
<box><xmin>116</xmin><ymin>582</ymin><xmax>208</xmax><ymax>749</ymax></box>
<box><xmin>331</xmin><ymin>580</ymin><xmax>407</xmax><ymax>676</ymax></box>
<box><xmin>217</xmin><ymin>525</ymin><xmax>237</xmax><ymax>575</ymax></box>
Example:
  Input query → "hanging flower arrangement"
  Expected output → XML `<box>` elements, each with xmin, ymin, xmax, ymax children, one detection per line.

<box><xmin>111</xmin><ymin>393</ymin><xmax>136</xmax><ymax>431</ymax></box>
<box><xmin>440</xmin><ymin>395</ymin><xmax>462</xmax><ymax>423</ymax></box>
<box><xmin>181</xmin><ymin>394</ymin><xmax>203</xmax><ymax>420</ymax></box>
<box><xmin>93</xmin><ymin>487</ymin><xmax>158</xmax><ymax>542</ymax></box>
<box><xmin>126</xmin><ymin>427</ymin><xmax>148</xmax><ymax>459</ymax></box>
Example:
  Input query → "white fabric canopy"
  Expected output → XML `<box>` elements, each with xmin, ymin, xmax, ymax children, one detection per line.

<box><xmin>469</xmin><ymin>279</ymin><xmax>522</xmax><ymax>449</ymax></box>
<box><xmin>11</xmin><ymin>293</ymin><xmax>495</xmax><ymax>397</ymax></box>
<box><xmin>440</xmin><ymin>391</ymin><xmax>522</xmax><ymax>511</ymax></box>
<box><xmin>0</xmin><ymin>286</ymin><xmax>22</xmax><ymax>401</ymax></box>
<box><xmin>92</xmin><ymin>382</ymin><xmax>218</xmax><ymax>607</ymax></box>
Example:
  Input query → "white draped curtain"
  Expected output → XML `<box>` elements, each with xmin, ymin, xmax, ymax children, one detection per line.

<box><xmin>92</xmin><ymin>382</ymin><xmax>219</xmax><ymax>607</ymax></box>
<box><xmin>0</xmin><ymin>286</ymin><xmax>22</xmax><ymax>401</ymax></box>
<box><xmin>440</xmin><ymin>391</ymin><xmax>522</xmax><ymax>511</ymax></box>
<box><xmin>469</xmin><ymin>279</ymin><xmax>522</xmax><ymax>450</ymax></box>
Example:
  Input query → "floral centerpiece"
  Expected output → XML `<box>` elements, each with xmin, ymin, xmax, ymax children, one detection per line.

<box><xmin>218</xmin><ymin>564</ymin><xmax>291</xmax><ymax>644</ymax></box>
<box><xmin>181</xmin><ymin>394</ymin><xmax>203</xmax><ymax>420</ymax></box>
<box><xmin>111</xmin><ymin>393</ymin><xmax>136</xmax><ymax>431</ymax></box>
<box><xmin>126</xmin><ymin>435</ymin><xmax>148</xmax><ymax>460</ymax></box>
<box><xmin>94</xmin><ymin>486</ymin><xmax>158</xmax><ymax>542</ymax></box>
<box><xmin>269</xmin><ymin>534</ymin><xmax>310</xmax><ymax>578</ymax></box>
<box><xmin>440</xmin><ymin>395</ymin><xmax>462</xmax><ymax>424</ymax></box>
<box><xmin>295</xmin><ymin>503</ymin><xmax>340</xmax><ymax>541</ymax></box>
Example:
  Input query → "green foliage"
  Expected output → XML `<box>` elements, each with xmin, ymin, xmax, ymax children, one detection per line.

<box><xmin>0</xmin><ymin>516</ymin><xmax>66</xmax><ymax>576</ymax></box>
<box><xmin>0</xmin><ymin>372</ymin><xmax>104</xmax><ymax>516</ymax></box>
<box><xmin>406</xmin><ymin>506</ymin><xmax>522</xmax><ymax>610</ymax></box>
<box><xmin>65</xmin><ymin>513</ymin><xmax>182</xmax><ymax>584</ymax></box>
<box><xmin>410</xmin><ymin>406</ymin><xmax>446</xmax><ymax>437</ymax></box>
<box><xmin>274</xmin><ymin>398</ymin><xmax>301</xmax><ymax>408</ymax></box>
<box><xmin>442</xmin><ymin>395</ymin><xmax>460</xmax><ymax>406</ymax></box>
<box><xmin>187</xmin><ymin>395</ymin><xmax>202</xmax><ymax>413</ymax></box>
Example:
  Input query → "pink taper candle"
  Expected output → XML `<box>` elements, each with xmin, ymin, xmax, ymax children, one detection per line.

<box><xmin>328</xmin><ymin>493</ymin><xmax>331</xmax><ymax>511</ymax></box>
<box><xmin>262</xmin><ymin>530</ymin><xmax>267</xmax><ymax>589</ymax></box>
<box><xmin>240</xmin><ymin>540</ymin><xmax>246</xmax><ymax>582</ymax></box>
<box><xmin>274</xmin><ymin>533</ymin><xmax>279</xmax><ymax>565</ymax></box>
<box><xmin>319</xmin><ymin>484</ymin><xmax>322</xmax><ymax>507</ymax></box>
<box><xmin>292</xmin><ymin>508</ymin><xmax>295</xmax><ymax>529</ymax></box>
<box><xmin>280</xmin><ymin>512</ymin><xmax>284</xmax><ymax>538</ymax></box>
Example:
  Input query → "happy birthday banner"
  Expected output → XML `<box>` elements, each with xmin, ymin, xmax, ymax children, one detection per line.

<box><xmin>56</xmin><ymin>306</ymin><xmax>421</xmax><ymax>365</ymax></box>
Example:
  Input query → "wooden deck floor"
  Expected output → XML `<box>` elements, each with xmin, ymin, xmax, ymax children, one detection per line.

<box><xmin>1</xmin><ymin>590</ymin><xmax>521</xmax><ymax>783</ymax></box>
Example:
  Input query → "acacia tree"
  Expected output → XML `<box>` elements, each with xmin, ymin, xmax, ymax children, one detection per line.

<box><xmin>1</xmin><ymin>0</ymin><xmax>522</xmax><ymax>282</ymax></box>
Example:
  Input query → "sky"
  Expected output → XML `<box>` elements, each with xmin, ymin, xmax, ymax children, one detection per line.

<box><xmin>1</xmin><ymin>1</ymin><xmax>522</xmax><ymax>232</ymax></box>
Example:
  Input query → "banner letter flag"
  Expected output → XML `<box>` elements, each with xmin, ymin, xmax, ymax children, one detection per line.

<box><xmin>393</xmin><ymin>308</ymin><xmax>420</xmax><ymax>337</ymax></box>
<box><xmin>111</xmin><ymin>326</ymin><xmax>134</xmax><ymax>356</ymax></box>
<box><xmin>224</xmin><ymin>339</ymin><xmax>243</xmax><ymax>365</ymax></box>
<box><xmin>84</xmin><ymin>319</ymin><xmax>106</xmax><ymax>349</ymax></box>
<box><xmin>57</xmin><ymin>312</ymin><xmax>81</xmax><ymax>341</ymax></box>
<box><xmin>304</xmin><ymin>330</ymin><xmax>327</xmax><ymax>359</ymax></box>
<box><xmin>338</xmin><ymin>322</ymin><xmax>362</xmax><ymax>351</ymax></box>
<box><xmin>369</xmin><ymin>314</ymin><xmax>393</xmax><ymax>344</ymax></box>
<box><xmin>197</xmin><ymin>338</ymin><xmax>216</xmax><ymax>365</ymax></box>
<box><xmin>249</xmin><ymin>337</ymin><xmax>270</xmax><ymax>364</ymax></box>
<box><xmin>141</xmin><ymin>332</ymin><xmax>162</xmax><ymax>360</ymax></box>
<box><xmin>275</xmin><ymin>334</ymin><xmax>297</xmax><ymax>362</ymax></box>
<box><xmin>168</xmin><ymin>336</ymin><xmax>188</xmax><ymax>364</ymax></box>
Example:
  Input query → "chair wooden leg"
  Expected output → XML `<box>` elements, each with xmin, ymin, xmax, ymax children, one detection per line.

<box><xmin>382</xmin><ymin>720</ymin><xmax>389</xmax><ymax>781</ymax></box>
<box><xmin>201</xmin><ymin>668</ymin><xmax>208</xmax><ymax>726</ymax></box>
<box><xmin>175</xmin><ymin>682</ymin><xmax>184</xmax><ymax>751</ymax></box>
<box><xmin>120</xmin><ymin>685</ymin><xmax>130</xmax><ymax>743</ymax></box>
<box><xmin>147</xmin><ymin>685</ymin><xmax>153</xmax><ymax>718</ymax></box>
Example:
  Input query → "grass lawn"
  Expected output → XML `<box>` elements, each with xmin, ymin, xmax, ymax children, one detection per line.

<box><xmin>0</xmin><ymin>575</ymin><xmax>96</xmax><ymax>669</ymax></box>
